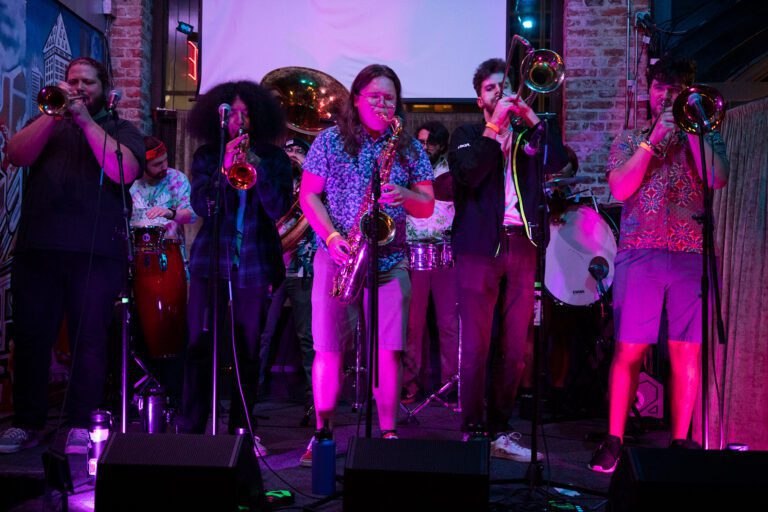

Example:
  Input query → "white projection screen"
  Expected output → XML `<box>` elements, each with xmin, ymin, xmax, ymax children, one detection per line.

<box><xmin>200</xmin><ymin>0</ymin><xmax>507</xmax><ymax>100</ymax></box>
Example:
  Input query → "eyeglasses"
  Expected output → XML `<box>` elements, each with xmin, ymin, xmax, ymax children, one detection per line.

<box><xmin>360</xmin><ymin>93</ymin><xmax>396</xmax><ymax>106</ymax></box>
<box><xmin>285</xmin><ymin>145</ymin><xmax>307</xmax><ymax>156</ymax></box>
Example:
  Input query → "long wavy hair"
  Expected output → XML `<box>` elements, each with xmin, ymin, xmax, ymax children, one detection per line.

<box><xmin>336</xmin><ymin>64</ymin><xmax>415</xmax><ymax>160</ymax></box>
<box><xmin>188</xmin><ymin>81</ymin><xmax>285</xmax><ymax>145</ymax></box>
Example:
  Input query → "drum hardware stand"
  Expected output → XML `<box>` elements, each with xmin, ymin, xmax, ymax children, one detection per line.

<box><xmin>399</xmin><ymin>316</ymin><xmax>462</xmax><ymax>425</ymax></box>
<box><xmin>343</xmin><ymin>318</ymin><xmax>367</xmax><ymax>413</ymax></box>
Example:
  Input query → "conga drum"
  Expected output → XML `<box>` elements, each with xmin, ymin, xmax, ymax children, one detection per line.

<box><xmin>132</xmin><ymin>226</ymin><xmax>187</xmax><ymax>358</ymax></box>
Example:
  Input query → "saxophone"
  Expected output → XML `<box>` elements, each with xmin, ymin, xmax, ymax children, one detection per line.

<box><xmin>330</xmin><ymin>116</ymin><xmax>403</xmax><ymax>304</ymax></box>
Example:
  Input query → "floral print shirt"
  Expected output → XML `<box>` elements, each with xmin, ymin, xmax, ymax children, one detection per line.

<box><xmin>606</xmin><ymin>129</ymin><xmax>727</xmax><ymax>254</ymax></box>
<box><xmin>130</xmin><ymin>168</ymin><xmax>196</xmax><ymax>240</ymax></box>
<box><xmin>303</xmin><ymin>126</ymin><xmax>433</xmax><ymax>271</ymax></box>
<box><xmin>406</xmin><ymin>156</ymin><xmax>454</xmax><ymax>241</ymax></box>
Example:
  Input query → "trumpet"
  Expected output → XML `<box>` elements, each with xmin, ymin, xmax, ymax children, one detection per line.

<box><xmin>37</xmin><ymin>86</ymin><xmax>87</xmax><ymax>116</ymax></box>
<box><xmin>223</xmin><ymin>128</ymin><xmax>258</xmax><ymax>190</ymax></box>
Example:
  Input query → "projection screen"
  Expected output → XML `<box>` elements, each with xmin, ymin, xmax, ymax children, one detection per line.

<box><xmin>200</xmin><ymin>0</ymin><xmax>507</xmax><ymax>100</ymax></box>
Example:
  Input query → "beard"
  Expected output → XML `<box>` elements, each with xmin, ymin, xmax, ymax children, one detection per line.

<box><xmin>88</xmin><ymin>93</ymin><xmax>107</xmax><ymax>116</ymax></box>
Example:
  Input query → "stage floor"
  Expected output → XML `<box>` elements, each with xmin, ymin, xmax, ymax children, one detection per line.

<box><xmin>1</xmin><ymin>375</ymin><xmax>670</xmax><ymax>511</ymax></box>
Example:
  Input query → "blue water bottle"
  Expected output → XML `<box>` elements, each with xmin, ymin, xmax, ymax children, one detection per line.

<box><xmin>311</xmin><ymin>421</ymin><xmax>336</xmax><ymax>495</ymax></box>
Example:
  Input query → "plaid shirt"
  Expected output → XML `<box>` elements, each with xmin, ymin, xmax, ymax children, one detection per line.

<box><xmin>607</xmin><ymin>129</ymin><xmax>728</xmax><ymax>254</ymax></box>
<box><xmin>188</xmin><ymin>142</ymin><xmax>292</xmax><ymax>288</ymax></box>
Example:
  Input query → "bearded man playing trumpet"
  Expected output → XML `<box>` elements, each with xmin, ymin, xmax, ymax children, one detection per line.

<box><xmin>1</xmin><ymin>57</ymin><xmax>144</xmax><ymax>454</ymax></box>
<box><xmin>588</xmin><ymin>55</ymin><xmax>729</xmax><ymax>473</ymax></box>
<box><xmin>299</xmin><ymin>64</ymin><xmax>434</xmax><ymax>466</ymax></box>
<box><xmin>180</xmin><ymin>81</ymin><xmax>292</xmax><ymax>453</ymax></box>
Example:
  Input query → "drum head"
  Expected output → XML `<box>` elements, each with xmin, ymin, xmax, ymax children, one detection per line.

<box><xmin>545</xmin><ymin>205</ymin><xmax>617</xmax><ymax>306</ymax></box>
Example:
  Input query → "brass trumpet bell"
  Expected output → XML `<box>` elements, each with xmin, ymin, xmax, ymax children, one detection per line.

<box><xmin>261</xmin><ymin>67</ymin><xmax>349</xmax><ymax>136</ymax></box>
<box><xmin>673</xmin><ymin>84</ymin><xmax>725</xmax><ymax>134</ymax></box>
<box><xmin>37</xmin><ymin>86</ymin><xmax>85</xmax><ymax>116</ymax></box>
<box><xmin>522</xmin><ymin>50</ymin><xmax>565</xmax><ymax>94</ymax></box>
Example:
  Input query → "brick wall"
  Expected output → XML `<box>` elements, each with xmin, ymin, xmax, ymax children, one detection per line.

<box><xmin>108</xmin><ymin>0</ymin><xmax>153</xmax><ymax>135</ymax></box>
<box><xmin>563</xmin><ymin>0</ymin><xmax>649</xmax><ymax>203</ymax></box>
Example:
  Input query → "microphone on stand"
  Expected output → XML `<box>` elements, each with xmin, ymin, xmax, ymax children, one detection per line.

<box><xmin>686</xmin><ymin>93</ymin><xmax>711</xmax><ymax>131</ymax></box>
<box><xmin>106</xmin><ymin>89</ymin><xmax>122</xmax><ymax>114</ymax></box>
<box><xmin>218</xmin><ymin>103</ymin><xmax>231</xmax><ymax>129</ymax></box>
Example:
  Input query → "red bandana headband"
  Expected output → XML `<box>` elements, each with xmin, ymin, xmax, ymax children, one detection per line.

<box><xmin>145</xmin><ymin>141</ymin><xmax>167</xmax><ymax>162</ymax></box>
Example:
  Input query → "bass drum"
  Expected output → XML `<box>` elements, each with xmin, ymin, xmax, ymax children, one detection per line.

<box><xmin>545</xmin><ymin>205</ymin><xmax>618</xmax><ymax>306</ymax></box>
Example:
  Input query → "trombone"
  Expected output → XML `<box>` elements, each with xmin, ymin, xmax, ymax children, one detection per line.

<box><xmin>37</xmin><ymin>86</ymin><xmax>87</xmax><ymax>116</ymax></box>
<box><xmin>502</xmin><ymin>35</ymin><xmax>565</xmax><ymax>108</ymax></box>
<box><xmin>673</xmin><ymin>84</ymin><xmax>725</xmax><ymax>134</ymax></box>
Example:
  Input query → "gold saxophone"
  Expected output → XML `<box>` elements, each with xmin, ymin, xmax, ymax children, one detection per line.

<box><xmin>330</xmin><ymin>116</ymin><xmax>403</xmax><ymax>304</ymax></box>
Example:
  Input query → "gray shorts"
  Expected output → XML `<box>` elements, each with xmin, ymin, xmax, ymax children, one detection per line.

<box><xmin>311</xmin><ymin>248</ymin><xmax>411</xmax><ymax>352</ymax></box>
<box><xmin>613</xmin><ymin>248</ymin><xmax>703</xmax><ymax>344</ymax></box>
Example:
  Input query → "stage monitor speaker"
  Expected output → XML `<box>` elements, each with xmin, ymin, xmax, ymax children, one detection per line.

<box><xmin>609</xmin><ymin>447</ymin><xmax>768</xmax><ymax>512</ymax></box>
<box><xmin>344</xmin><ymin>437</ymin><xmax>490</xmax><ymax>512</ymax></box>
<box><xmin>95</xmin><ymin>433</ymin><xmax>264</xmax><ymax>511</ymax></box>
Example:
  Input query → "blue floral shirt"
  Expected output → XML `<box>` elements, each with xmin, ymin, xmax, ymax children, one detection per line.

<box><xmin>303</xmin><ymin>125</ymin><xmax>433</xmax><ymax>271</ymax></box>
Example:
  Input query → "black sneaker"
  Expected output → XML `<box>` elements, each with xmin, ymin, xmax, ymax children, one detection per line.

<box><xmin>0</xmin><ymin>427</ymin><xmax>39</xmax><ymax>454</ymax></box>
<box><xmin>588</xmin><ymin>435</ymin><xmax>622</xmax><ymax>473</ymax></box>
<box><xmin>670</xmin><ymin>438</ymin><xmax>702</xmax><ymax>449</ymax></box>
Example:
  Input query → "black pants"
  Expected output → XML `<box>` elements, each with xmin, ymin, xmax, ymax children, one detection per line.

<box><xmin>456</xmin><ymin>231</ymin><xmax>536</xmax><ymax>435</ymax></box>
<box><xmin>181</xmin><ymin>276</ymin><xmax>270</xmax><ymax>434</ymax></box>
<box><xmin>258</xmin><ymin>276</ymin><xmax>315</xmax><ymax>398</ymax></box>
<box><xmin>12</xmin><ymin>250</ymin><xmax>124</xmax><ymax>429</ymax></box>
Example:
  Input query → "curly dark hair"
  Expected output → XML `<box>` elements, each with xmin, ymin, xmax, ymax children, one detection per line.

<box><xmin>416</xmin><ymin>120</ymin><xmax>449</xmax><ymax>151</ymax></box>
<box><xmin>188</xmin><ymin>81</ymin><xmax>286</xmax><ymax>145</ymax></box>
<box><xmin>473</xmin><ymin>58</ymin><xmax>508</xmax><ymax>96</ymax></box>
<box><xmin>647</xmin><ymin>54</ymin><xmax>696</xmax><ymax>86</ymax></box>
<box><xmin>66</xmin><ymin>57</ymin><xmax>110</xmax><ymax>91</ymax></box>
<box><xmin>336</xmin><ymin>64</ymin><xmax>415</xmax><ymax>159</ymax></box>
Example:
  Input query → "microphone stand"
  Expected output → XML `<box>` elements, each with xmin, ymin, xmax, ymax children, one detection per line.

<box><xmin>109</xmin><ymin>106</ymin><xmax>134</xmax><ymax>434</ymax></box>
<box><xmin>208</xmin><ymin>118</ymin><xmax>228</xmax><ymax>435</ymax></box>
<box><xmin>694</xmin><ymin>127</ymin><xmax>727</xmax><ymax>450</ymax></box>
<box><xmin>364</xmin><ymin>157</ymin><xmax>382</xmax><ymax>438</ymax></box>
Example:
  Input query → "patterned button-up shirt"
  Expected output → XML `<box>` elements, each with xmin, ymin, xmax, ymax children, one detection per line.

<box><xmin>406</xmin><ymin>156</ymin><xmax>454</xmax><ymax>241</ymax></box>
<box><xmin>130</xmin><ymin>168</ymin><xmax>196</xmax><ymax>240</ymax></box>
<box><xmin>606</xmin><ymin>129</ymin><xmax>728</xmax><ymax>254</ymax></box>
<box><xmin>303</xmin><ymin>125</ymin><xmax>433</xmax><ymax>271</ymax></box>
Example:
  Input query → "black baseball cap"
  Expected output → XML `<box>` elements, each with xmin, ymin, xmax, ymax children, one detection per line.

<box><xmin>283</xmin><ymin>137</ymin><xmax>310</xmax><ymax>153</ymax></box>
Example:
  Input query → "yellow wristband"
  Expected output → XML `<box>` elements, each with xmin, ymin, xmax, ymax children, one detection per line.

<box><xmin>325</xmin><ymin>231</ymin><xmax>341</xmax><ymax>246</ymax></box>
<box><xmin>485</xmin><ymin>122</ymin><xmax>500</xmax><ymax>135</ymax></box>
<box><xmin>638</xmin><ymin>141</ymin><xmax>653</xmax><ymax>154</ymax></box>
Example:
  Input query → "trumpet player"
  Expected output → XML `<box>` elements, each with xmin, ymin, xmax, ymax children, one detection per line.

<box><xmin>589</xmin><ymin>55</ymin><xmax>729</xmax><ymax>473</ymax></box>
<box><xmin>299</xmin><ymin>64</ymin><xmax>434</xmax><ymax>466</ymax></box>
<box><xmin>179</xmin><ymin>81</ymin><xmax>292</xmax><ymax>455</ymax></box>
<box><xmin>449</xmin><ymin>58</ymin><xmax>567</xmax><ymax>462</ymax></box>
<box><xmin>1</xmin><ymin>57</ymin><xmax>144</xmax><ymax>454</ymax></box>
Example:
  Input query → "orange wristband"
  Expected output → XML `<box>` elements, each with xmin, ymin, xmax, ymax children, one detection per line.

<box><xmin>485</xmin><ymin>122</ymin><xmax>500</xmax><ymax>135</ymax></box>
<box><xmin>325</xmin><ymin>231</ymin><xmax>341</xmax><ymax>246</ymax></box>
<box><xmin>638</xmin><ymin>141</ymin><xmax>653</xmax><ymax>154</ymax></box>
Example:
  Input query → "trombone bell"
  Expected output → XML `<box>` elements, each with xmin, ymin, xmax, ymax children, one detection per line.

<box><xmin>672</xmin><ymin>84</ymin><xmax>725</xmax><ymax>134</ymax></box>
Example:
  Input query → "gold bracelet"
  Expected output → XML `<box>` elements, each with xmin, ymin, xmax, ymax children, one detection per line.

<box><xmin>325</xmin><ymin>231</ymin><xmax>341</xmax><ymax>246</ymax></box>
<box><xmin>638</xmin><ymin>141</ymin><xmax>654</xmax><ymax>154</ymax></box>
<box><xmin>485</xmin><ymin>122</ymin><xmax>500</xmax><ymax>134</ymax></box>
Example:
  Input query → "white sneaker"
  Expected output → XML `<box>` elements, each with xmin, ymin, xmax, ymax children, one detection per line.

<box><xmin>490</xmin><ymin>432</ymin><xmax>542</xmax><ymax>462</ymax></box>
<box><xmin>64</xmin><ymin>427</ymin><xmax>89</xmax><ymax>455</ymax></box>
<box><xmin>252</xmin><ymin>435</ymin><xmax>268</xmax><ymax>457</ymax></box>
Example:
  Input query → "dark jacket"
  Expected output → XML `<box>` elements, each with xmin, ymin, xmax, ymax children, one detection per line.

<box><xmin>188</xmin><ymin>141</ymin><xmax>292</xmax><ymax>289</ymax></box>
<box><xmin>448</xmin><ymin>120</ymin><xmax>567</xmax><ymax>257</ymax></box>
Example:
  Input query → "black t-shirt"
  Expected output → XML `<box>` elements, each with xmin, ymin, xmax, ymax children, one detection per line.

<box><xmin>14</xmin><ymin>113</ymin><xmax>145</xmax><ymax>261</ymax></box>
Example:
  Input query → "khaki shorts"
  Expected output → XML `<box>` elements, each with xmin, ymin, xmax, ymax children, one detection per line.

<box><xmin>311</xmin><ymin>248</ymin><xmax>411</xmax><ymax>352</ymax></box>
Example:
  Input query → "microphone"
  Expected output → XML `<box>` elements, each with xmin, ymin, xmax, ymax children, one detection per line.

<box><xmin>686</xmin><ymin>93</ymin><xmax>711</xmax><ymax>131</ymax></box>
<box><xmin>218</xmin><ymin>103</ymin><xmax>231</xmax><ymax>128</ymax></box>
<box><xmin>106</xmin><ymin>89</ymin><xmax>121</xmax><ymax>112</ymax></box>
<box><xmin>588</xmin><ymin>256</ymin><xmax>609</xmax><ymax>297</ymax></box>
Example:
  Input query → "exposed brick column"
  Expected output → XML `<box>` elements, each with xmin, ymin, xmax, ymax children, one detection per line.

<box><xmin>563</xmin><ymin>0</ymin><xmax>649</xmax><ymax>202</ymax></box>
<box><xmin>109</xmin><ymin>0</ymin><xmax>152</xmax><ymax>134</ymax></box>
